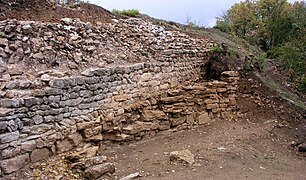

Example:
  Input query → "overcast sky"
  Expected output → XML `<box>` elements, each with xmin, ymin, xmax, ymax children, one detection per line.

<box><xmin>90</xmin><ymin>0</ymin><xmax>301</xmax><ymax>27</ymax></box>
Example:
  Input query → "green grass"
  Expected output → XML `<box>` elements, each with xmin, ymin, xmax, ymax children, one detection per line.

<box><xmin>112</xmin><ymin>9</ymin><xmax>140</xmax><ymax>17</ymax></box>
<box><xmin>210</xmin><ymin>46</ymin><xmax>223</xmax><ymax>53</ymax></box>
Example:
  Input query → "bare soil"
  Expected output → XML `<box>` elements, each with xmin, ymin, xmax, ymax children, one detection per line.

<box><xmin>0</xmin><ymin>0</ymin><xmax>114</xmax><ymax>24</ymax></box>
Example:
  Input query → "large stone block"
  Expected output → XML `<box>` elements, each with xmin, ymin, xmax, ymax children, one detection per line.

<box><xmin>142</xmin><ymin>110</ymin><xmax>167</xmax><ymax>121</ymax></box>
<box><xmin>160</xmin><ymin>95</ymin><xmax>184</xmax><ymax>104</ymax></box>
<box><xmin>30</xmin><ymin>148</ymin><xmax>50</xmax><ymax>162</ymax></box>
<box><xmin>0</xmin><ymin>121</ymin><xmax>8</xmax><ymax>133</ymax></box>
<box><xmin>56</xmin><ymin>139</ymin><xmax>73</xmax><ymax>154</ymax></box>
<box><xmin>21</xmin><ymin>140</ymin><xmax>37</xmax><ymax>152</ymax></box>
<box><xmin>23</xmin><ymin>97</ymin><xmax>38</xmax><ymax>107</ymax></box>
<box><xmin>84</xmin><ymin>163</ymin><xmax>115</xmax><ymax>179</ymax></box>
<box><xmin>0</xmin><ymin>99</ymin><xmax>20</xmax><ymax>108</ymax></box>
<box><xmin>0</xmin><ymin>131</ymin><xmax>19</xmax><ymax>143</ymax></box>
<box><xmin>171</xmin><ymin>117</ymin><xmax>186</xmax><ymax>126</ymax></box>
<box><xmin>0</xmin><ymin>153</ymin><xmax>29</xmax><ymax>174</ymax></box>
<box><xmin>197</xmin><ymin>112</ymin><xmax>214</xmax><ymax>125</ymax></box>
<box><xmin>68</xmin><ymin>132</ymin><xmax>83</xmax><ymax>145</ymax></box>
<box><xmin>1</xmin><ymin>146</ymin><xmax>21</xmax><ymax>159</ymax></box>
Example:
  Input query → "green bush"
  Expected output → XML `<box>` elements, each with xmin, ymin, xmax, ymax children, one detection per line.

<box><xmin>270</xmin><ymin>42</ymin><xmax>306</xmax><ymax>91</ymax></box>
<box><xmin>112</xmin><ymin>9</ymin><xmax>140</xmax><ymax>17</ymax></box>
<box><xmin>214</xmin><ymin>21</ymin><xmax>230</xmax><ymax>32</ymax></box>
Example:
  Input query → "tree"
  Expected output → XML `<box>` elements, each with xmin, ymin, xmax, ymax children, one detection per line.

<box><xmin>216</xmin><ymin>0</ymin><xmax>306</xmax><ymax>91</ymax></box>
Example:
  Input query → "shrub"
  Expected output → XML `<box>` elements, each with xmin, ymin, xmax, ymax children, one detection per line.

<box><xmin>256</xmin><ymin>53</ymin><xmax>266</xmax><ymax>71</ymax></box>
<box><xmin>112</xmin><ymin>9</ymin><xmax>140</xmax><ymax>17</ymax></box>
<box><xmin>214</xmin><ymin>21</ymin><xmax>230</xmax><ymax>32</ymax></box>
<box><xmin>269</xmin><ymin>42</ymin><xmax>306</xmax><ymax>91</ymax></box>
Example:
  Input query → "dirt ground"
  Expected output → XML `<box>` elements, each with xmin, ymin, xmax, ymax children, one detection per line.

<box><xmin>0</xmin><ymin>0</ymin><xmax>114</xmax><ymax>23</ymax></box>
<box><xmin>105</xmin><ymin>119</ymin><xmax>305</xmax><ymax>180</ymax></box>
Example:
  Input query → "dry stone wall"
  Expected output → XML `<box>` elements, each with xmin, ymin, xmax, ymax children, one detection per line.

<box><xmin>0</xmin><ymin>17</ymin><xmax>239</xmax><ymax>175</ymax></box>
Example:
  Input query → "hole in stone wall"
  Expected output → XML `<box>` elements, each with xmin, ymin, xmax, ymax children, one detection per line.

<box><xmin>201</xmin><ymin>52</ymin><xmax>229</xmax><ymax>80</ymax></box>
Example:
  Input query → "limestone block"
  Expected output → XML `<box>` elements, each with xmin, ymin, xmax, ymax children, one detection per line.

<box><xmin>171</xmin><ymin>117</ymin><xmax>186</xmax><ymax>126</ymax></box>
<box><xmin>0</xmin><ymin>131</ymin><xmax>19</xmax><ymax>143</ymax></box>
<box><xmin>30</xmin><ymin>148</ymin><xmax>50</xmax><ymax>162</ymax></box>
<box><xmin>160</xmin><ymin>95</ymin><xmax>184</xmax><ymax>104</ymax></box>
<box><xmin>229</xmin><ymin>98</ymin><xmax>237</xmax><ymax>106</ymax></box>
<box><xmin>21</xmin><ymin>140</ymin><xmax>36</xmax><ymax>152</ymax></box>
<box><xmin>0</xmin><ymin>121</ymin><xmax>8</xmax><ymax>133</ymax></box>
<box><xmin>197</xmin><ymin>112</ymin><xmax>214</xmax><ymax>125</ymax></box>
<box><xmin>221</xmin><ymin>71</ymin><xmax>239</xmax><ymax>77</ymax></box>
<box><xmin>23</xmin><ymin>97</ymin><xmax>38</xmax><ymax>107</ymax></box>
<box><xmin>86</xmin><ymin>134</ymin><xmax>103</xmax><ymax>142</ymax></box>
<box><xmin>217</xmin><ymin>88</ymin><xmax>227</xmax><ymax>93</ymax></box>
<box><xmin>1</xmin><ymin>146</ymin><xmax>21</xmax><ymax>159</ymax></box>
<box><xmin>159</xmin><ymin>121</ymin><xmax>171</xmax><ymax>131</ymax></box>
<box><xmin>49</xmin><ymin>78</ymin><xmax>66</xmax><ymax>88</ymax></box>
<box><xmin>139</xmin><ymin>73</ymin><xmax>153</xmax><ymax>82</ymax></box>
<box><xmin>113</xmin><ymin>94</ymin><xmax>130</xmax><ymax>102</ymax></box>
<box><xmin>123</xmin><ymin>123</ymin><xmax>142</xmax><ymax>135</ymax></box>
<box><xmin>84</xmin><ymin>163</ymin><xmax>115</xmax><ymax>179</ymax></box>
<box><xmin>76</xmin><ymin>121</ymin><xmax>96</xmax><ymax>130</ymax></box>
<box><xmin>169</xmin><ymin>149</ymin><xmax>194</xmax><ymax>165</ymax></box>
<box><xmin>21</xmin><ymin>124</ymin><xmax>53</xmax><ymax>135</ymax></box>
<box><xmin>0</xmin><ymin>99</ymin><xmax>20</xmax><ymax>108</ymax></box>
<box><xmin>204</xmin><ymin>99</ymin><xmax>219</xmax><ymax>104</ymax></box>
<box><xmin>33</xmin><ymin>115</ymin><xmax>43</xmax><ymax>125</ymax></box>
<box><xmin>56</xmin><ymin>139</ymin><xmax>73</xmax><ymax>154</ymax></box>
<box><xmin>206</xmin><ymin>103</ymin><xmax>219</xmax><ymax>110</ymax></box>
<box><xmin>0</xmin><ymin>153</ymin><xmax>29</xmax><ymax>174</ymax></box>
<box><xmin>142</xmin><ymin>110</ymin><xmax>167</xmax><ymax>121</ymax></box>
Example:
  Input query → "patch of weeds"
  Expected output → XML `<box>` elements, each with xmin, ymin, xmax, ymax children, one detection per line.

<box><xmin>210</xmin><ymin>46</ymin><xmax>223</xmax><ymax>53</ymax></box>
<box><xmin>112</xmin><ymin>9</ymin><xmax>140</xmax><ymax>17</ymax></box>
<box><xmin>227</xmin><ymin>48</ymin><xmax>239</xmax><ymax>58</ymax></box>
<box><xmin>244</xmin><ymin>60</ymin><xmax>253</xmax><ymax>72</ymax></box>
<box><xmin>255</xmin><ymin>53</ymin><xmax>266</xmax><ymax>71</ymax></box>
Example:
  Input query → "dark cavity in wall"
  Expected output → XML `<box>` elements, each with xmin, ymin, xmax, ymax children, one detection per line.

<box><xmin>201</xmin><ymin>52</ymin><xmax>229</xmax><ymax>80</ymax></box>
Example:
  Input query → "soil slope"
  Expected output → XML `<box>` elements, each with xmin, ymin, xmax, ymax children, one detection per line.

<box><xmin>0</xmin><ymin>0</ymin><xmax>114</xmax><ymax>23</ymax></box>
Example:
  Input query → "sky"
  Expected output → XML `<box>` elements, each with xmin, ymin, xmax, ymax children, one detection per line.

<box><xmin>90</xmin><ymin>0</ymin><xmax>301</xmax><ymax>27</ymax></box>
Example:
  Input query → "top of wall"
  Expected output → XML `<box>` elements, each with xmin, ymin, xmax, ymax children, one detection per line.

<box><xmin>0</xmin><ymin>17</ymin><xmax>212</xmax><ymax>81</ymax></box>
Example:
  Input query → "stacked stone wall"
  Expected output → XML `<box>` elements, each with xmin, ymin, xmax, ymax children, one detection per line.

<box><xmin>0</xmin><ymin>18</ymin><xmax>238</xmax><ymax>175</ymax></box>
